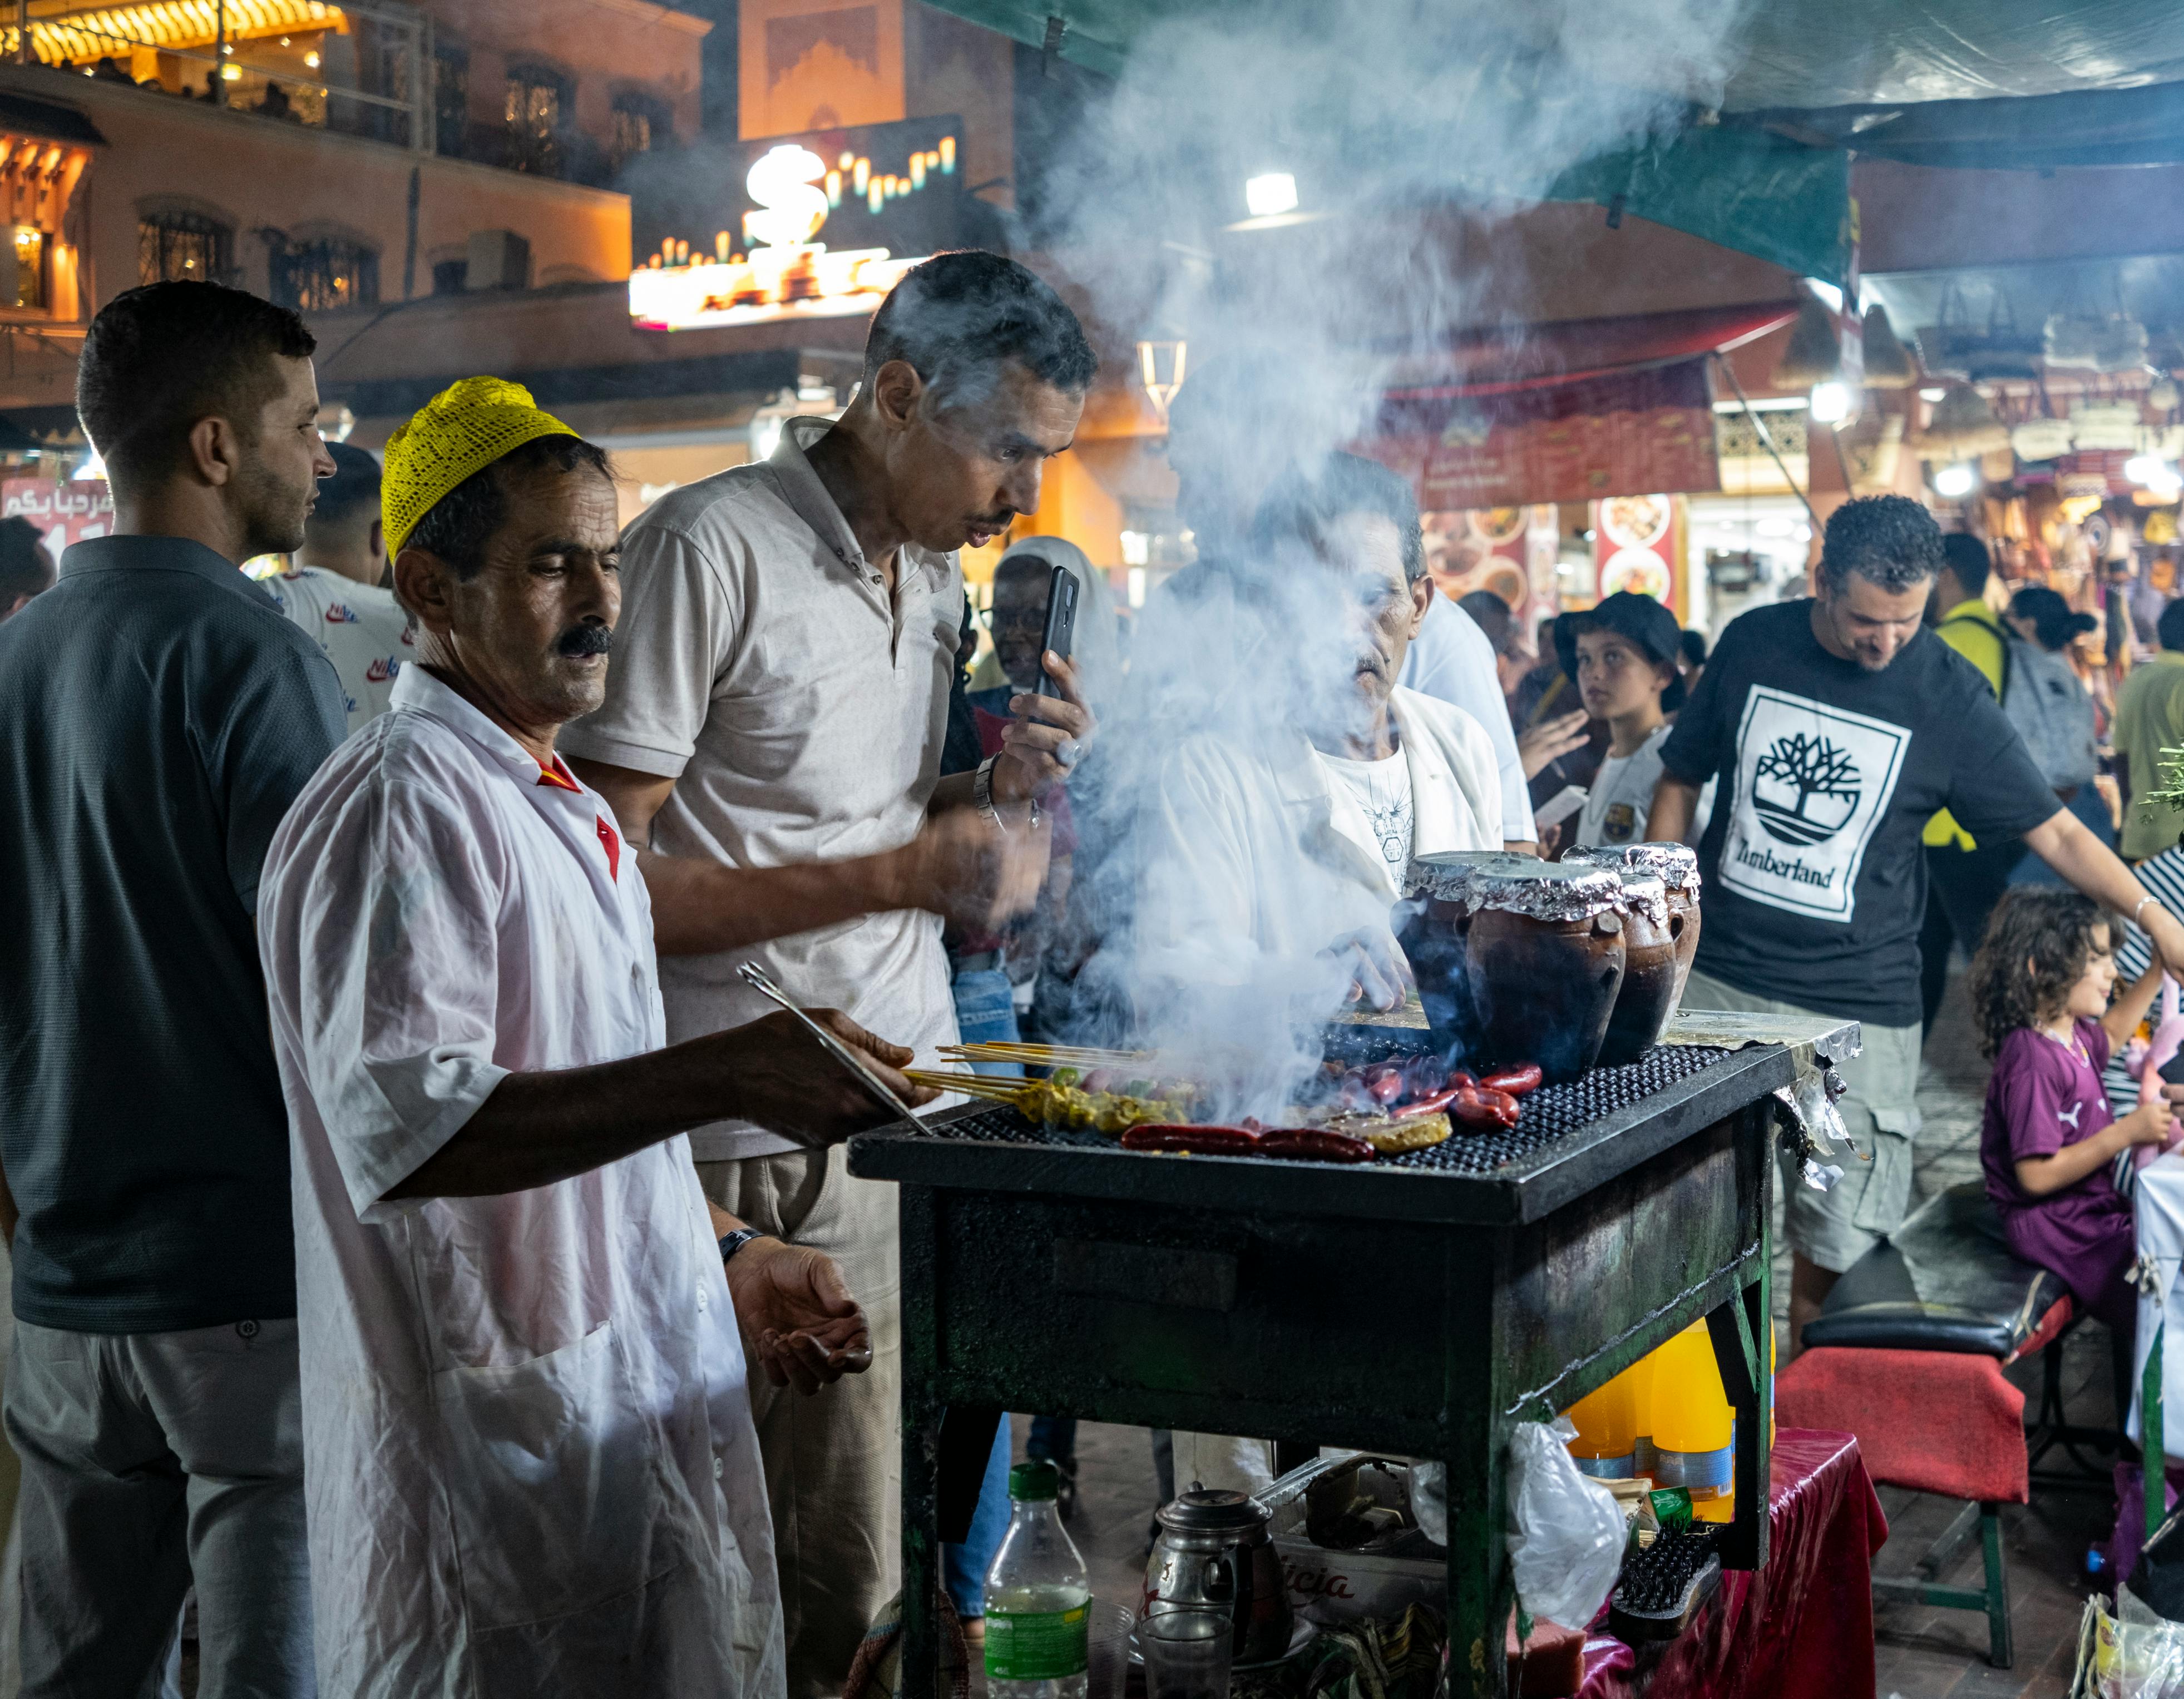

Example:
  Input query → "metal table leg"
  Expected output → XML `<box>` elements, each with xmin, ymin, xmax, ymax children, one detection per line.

<box><xmin>901</xmin><ymin>1183</ymin><xmax>943</xmax><ymax>1699</ymax></box>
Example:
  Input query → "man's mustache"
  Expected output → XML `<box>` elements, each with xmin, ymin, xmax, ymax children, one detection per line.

<box><xmin>556</xmin><ymin>624</ymin><xmax>612</xmax><ymax>658</ymax></box>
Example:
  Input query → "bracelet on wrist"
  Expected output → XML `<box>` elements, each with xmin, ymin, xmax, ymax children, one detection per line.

<box><xmin>718</xmin><ymin>1228</ymin><xmax>771</xmax><ymax>1267</ymax></box>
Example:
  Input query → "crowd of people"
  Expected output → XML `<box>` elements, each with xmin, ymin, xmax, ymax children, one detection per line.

<box><xmin>6</xmin><ymin>246</ymin><xmax>2184</xmax><ymax>1697</ymax></box>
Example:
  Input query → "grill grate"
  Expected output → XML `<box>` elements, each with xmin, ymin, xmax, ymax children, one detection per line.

<box><xmin>912</xmin><ymin>1044</ymin><xmax>1732</xmax><ymax>1175</ymax></box>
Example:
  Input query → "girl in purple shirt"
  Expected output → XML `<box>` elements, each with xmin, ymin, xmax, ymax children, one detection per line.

<box><xmin>1970</xmin><ymin>890</ymin><xmax>2177</xmax><ymax>1333</ymax></box>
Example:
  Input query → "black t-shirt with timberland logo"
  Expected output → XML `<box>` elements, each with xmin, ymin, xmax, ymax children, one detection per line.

<box><xmin>1659</xmin><ymin>597</ymin><xmax>2057</xmax><ymax>1026</ymax></box>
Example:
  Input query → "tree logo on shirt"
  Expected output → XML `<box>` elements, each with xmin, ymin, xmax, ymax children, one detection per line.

<box><xmin>1751</xmin><ymin>731</ymin><xmax>1860</xmax><ymax>845</ymax></box>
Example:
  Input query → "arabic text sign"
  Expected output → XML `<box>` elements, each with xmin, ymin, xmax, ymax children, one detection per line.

<box><xmin>2</xmin><ymin>477</ymin><xmax>113</xmax><ymax>553</ymax></box>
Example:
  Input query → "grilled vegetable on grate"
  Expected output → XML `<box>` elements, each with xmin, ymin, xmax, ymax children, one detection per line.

<box><xmin>903</xmin><ymin>1070</ymin><xmax>1191</xmax><ymax>1133</ymax></box>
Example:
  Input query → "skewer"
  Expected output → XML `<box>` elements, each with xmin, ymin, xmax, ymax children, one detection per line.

<box><xmin>938</xmin><ymin>1042</ymin><xmax>1154</xmax><ymax>1068</ymax></box>
<box><xmin>905</xmin><ymin>1069</ymin><xmax>1034</xmax><ymax>1101</ymax></box>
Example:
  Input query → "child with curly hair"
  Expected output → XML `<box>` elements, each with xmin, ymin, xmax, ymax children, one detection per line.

<box><xmin>1971</xmin><ymin>889</ymin><xmax>2181</xmax><ymax>1333</ymax></box>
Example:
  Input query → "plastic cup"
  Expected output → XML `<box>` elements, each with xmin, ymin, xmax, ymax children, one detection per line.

<box><xmin>1087</xmin><ymin>1600</ymin><xmax>1133</xmax><ymax>1699</ymax></box>
<box><xmin>1140</xmin><ymin>1607</ymin><xmax>1233</xmax><ymax>1699</ymax></box>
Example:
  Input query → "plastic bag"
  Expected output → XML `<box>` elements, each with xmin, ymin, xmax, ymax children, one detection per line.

<box><xmin>1505</xmin><ymin>1417</ymin><xmax>1625</xmax><ymax>1631</ymax></box>
<box><xmin>2078</xmin><ymin>1591</ymin><xmax>2184</xmax><ymax>1697</ymax></box>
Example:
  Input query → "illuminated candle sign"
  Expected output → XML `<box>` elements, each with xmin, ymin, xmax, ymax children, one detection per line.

<box><xmin>628</xmin><ymin>116</ymin><xmax>971</xmax><ymax>331</ymax></box>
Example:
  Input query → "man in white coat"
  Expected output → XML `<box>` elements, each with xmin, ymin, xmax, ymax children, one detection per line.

<box><xmin>258</xmin><ymin>379</ymin><xmax>943</xmax><ymax>1697</ymax></box>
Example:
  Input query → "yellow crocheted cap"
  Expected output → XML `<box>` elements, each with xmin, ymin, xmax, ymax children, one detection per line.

<box><xmin>382</xmin><ymin>377</ymin><xmax>579</xmax><ymax>554</ymax></box>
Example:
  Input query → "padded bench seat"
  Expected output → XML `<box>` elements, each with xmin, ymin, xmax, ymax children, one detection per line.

<box><xmin>1798</xmin><ymin>1181</ymin><xmax>2072</xmax><ymax>1363</ymax></box>
<box><xmin>1773</xmin><ymin>1181</ymin><xmax>2076</xmax><ymax>1669</ymax></box>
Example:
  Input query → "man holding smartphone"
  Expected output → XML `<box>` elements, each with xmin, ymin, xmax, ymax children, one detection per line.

<box><xmin>561</xmin><ymin>251</ymin><xmax>1098</xmax><ymax>1696</ymax></box>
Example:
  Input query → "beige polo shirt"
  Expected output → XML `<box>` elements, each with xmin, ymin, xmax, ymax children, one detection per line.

<box><xmin>560</xmin><ymin>417</ymin><xmax>965</xmax><ymax>1161</ymax></box>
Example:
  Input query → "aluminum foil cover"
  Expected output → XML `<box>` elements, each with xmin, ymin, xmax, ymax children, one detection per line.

<box><xmin>1613</xmin><ymin>873</ymin><xmax>1669</xmax><ymax>929</ymax></box>
<box><xmin>1568</xmin><ymin>843</ymin><xmax>1702</xmax><ymax>896</ymax></box>
<box><xmin>1404</xmin><ymin>851</ymin><xmax>1622</xmax><ymax>920</ymax></box>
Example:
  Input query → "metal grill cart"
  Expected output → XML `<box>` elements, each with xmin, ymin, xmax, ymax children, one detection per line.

<box><xmin>851</xmin><ymin>1012</ymin><xmax>1857</xmax><ymax>1696</ymax></box>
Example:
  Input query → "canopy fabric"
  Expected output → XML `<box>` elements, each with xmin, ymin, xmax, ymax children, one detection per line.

<box><xmin>1738</xmin><ymin>80</ymin><xmax>2184</xmax><ymax>171</ymax></box>
<box><xmin>1380</xmin><ymin>301</ymin><xmax>1798</xmax><ymax>399</ymax></box>
<box><xmin>922</xmin><ymin>0</ymin><xmax>2184</xmax><ymax>265</ymax></box>
<box><xmin>1546</xmin><ymin>130</ymin><xmax>1850</xmax><ymax>290</ymax></box>
<box><xmin>925</xmin><ymin>0</ymin><xmax>2184</xmax><ymax>111</ymax></box>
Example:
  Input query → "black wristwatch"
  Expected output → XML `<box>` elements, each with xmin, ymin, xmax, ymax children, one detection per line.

<box><xmin>718</xmin><ymin>1229</ymin><xmax>770</xmax><ymax>1267</ymax></box>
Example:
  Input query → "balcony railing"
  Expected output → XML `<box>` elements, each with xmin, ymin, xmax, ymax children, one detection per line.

<box><xmin>5</xmin><ymin>0</ymin><xmax>429</xmax><ymax>152</ymax></box>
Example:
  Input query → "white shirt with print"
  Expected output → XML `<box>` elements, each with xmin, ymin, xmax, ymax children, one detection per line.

<box><xmin>263</xmin><ymin>566</ymin><xmax>411</xmax><ymax>736</ymax></box>
<box><xmin>1576</xmin><ymin>723</ymin><xmax>1713</xmax><ymax>849</ymax></box>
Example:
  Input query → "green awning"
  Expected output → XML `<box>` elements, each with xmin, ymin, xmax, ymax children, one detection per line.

<box><xmin>918</xmin><ymin>0</ymin><xmax>2183</xmax><ymax>285</ymax></box>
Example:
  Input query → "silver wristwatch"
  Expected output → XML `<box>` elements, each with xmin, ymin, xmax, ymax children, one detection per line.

<box><xmin>973</xmin><ymin>755</ymin><xmax>1006</xmax><ymax>831</ymax></box>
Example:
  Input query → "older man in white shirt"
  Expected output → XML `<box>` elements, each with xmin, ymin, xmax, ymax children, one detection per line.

<box><xmin>1139</xmin><ymin>452</ymin><xmax>1502</xmax><ymax>1018</ymax></box>
<box><xmin>258</xmin><ymin>380</ymin><xmax>936</xmax><ymax>1698</ymax></box>
<box><xmin>1133</xmin><ymin>451</ymin><xmax>1500</xmax><ymax>1495</ymax></box>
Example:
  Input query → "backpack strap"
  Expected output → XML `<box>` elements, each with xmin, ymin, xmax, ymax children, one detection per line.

<box><xmin>1938</xmin><ymin>611</ymin><xmax>2010</xmax><ymax>701</ymax></box>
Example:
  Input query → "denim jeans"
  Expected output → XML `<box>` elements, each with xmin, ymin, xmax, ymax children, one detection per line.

<box><xmin>942</xmin><ymin>969</ymin><xmax>1022</xmax><ymax>1616</ymax></box>
<box><xmin>950</xmin><ymin>968</ymin><xmax>1024</xmax><ymax>1077</ymax></box>
<box><xmin>942</xmin><ymin>1415</ymin><xmax>1014</xmax><ymax>1618</ymax></box>
<box><xmin>1027</xmin><ymin>1414</ymin><xmax>1077</xmax><ymax>1463</ymax></box>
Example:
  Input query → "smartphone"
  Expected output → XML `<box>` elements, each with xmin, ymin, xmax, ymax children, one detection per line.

<box><xmin>1034</xmin><ymin>564</ymin><xmax>1078</xmax><ymax>705</ymax></box>
<box><xmin>2160</xmin><ymin>1047</ymin><xmax>2184</xmax><ymax>1087</ymax></box>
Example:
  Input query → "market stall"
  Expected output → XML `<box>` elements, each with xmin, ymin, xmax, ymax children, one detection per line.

<box><xmin>852</xmin><ymin>1002</ymin><xmax>1848</xmax><ymax>1697</ymax></box>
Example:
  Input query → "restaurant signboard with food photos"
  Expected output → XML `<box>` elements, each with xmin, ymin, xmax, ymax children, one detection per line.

<box><xmin>1592</xmin><ymin>493</ymin><xmax>1688</xmax><ymax>621</ymax></box>
<box><xmin>1370</xmin><ymin>359</ymin><xmax>1721</xmax><ymax>514</ymax></box>
<box><xmin>1417</xmin><ymin>506</ymin><xmax>1559</xmax><ymax>627</ymax></box>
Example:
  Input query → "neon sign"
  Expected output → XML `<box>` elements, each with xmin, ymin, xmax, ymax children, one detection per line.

<box><xmin>625</xmin><ymin>116</ymin><xmax>966</xmax><ymax>333</ymax></box>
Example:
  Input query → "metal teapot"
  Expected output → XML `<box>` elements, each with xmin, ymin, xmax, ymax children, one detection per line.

<box><xmin>1141</xmin><ymin>1487</ymin><xmax>1294</xmax><ymax>1663</ymax></box>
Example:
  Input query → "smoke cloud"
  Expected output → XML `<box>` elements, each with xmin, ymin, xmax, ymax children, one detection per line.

<box><xmin>1026</xmin><ymin>0</ymin><xmax>1753</xmax><ymax>1116</ymax></box>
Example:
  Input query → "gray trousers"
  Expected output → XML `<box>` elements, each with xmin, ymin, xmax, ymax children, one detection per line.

<box><xmin>4</xmin><ymin>1316</ymin><xmax>314</xmax><ymax>1698</ymax></box>
<box><xmin>698</xmin><ymin>1145</ymin><xmax>900</xmax><ymax>1699</ymax></box>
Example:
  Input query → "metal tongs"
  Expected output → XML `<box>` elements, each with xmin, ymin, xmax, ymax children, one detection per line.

<box><xmin>735</xmin><ymin>960</ymin><xmax>921</xmax><ymax>1127</ymax></box>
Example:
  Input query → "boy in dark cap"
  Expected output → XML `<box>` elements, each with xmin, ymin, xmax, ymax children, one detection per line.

<box><xmin>1569</xmin><ymin>591</ymin><xmax>1705</xmax><ymax>848</ymax></box>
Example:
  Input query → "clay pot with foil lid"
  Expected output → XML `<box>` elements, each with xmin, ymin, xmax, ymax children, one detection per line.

<box><xmin>1589</xmin><ymin>873</ymin><xmax>1678</xmax><ymax>1066</ymax></box>
<box><xmin>1397</xmin><ymin>852</ymin><xmax>1627</xmax><ymax>1082</ymax></box>
<box><xmin>1566</xmin><ymin>844</ymin><xmax>1702</xmax><ymax>1008</ymax></box>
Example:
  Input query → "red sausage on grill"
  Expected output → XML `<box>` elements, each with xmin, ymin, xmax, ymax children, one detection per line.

<box><xmin>1258</xmin><ymin>1127</ymin><xmax>1377</xmax><ymax>1163</ymax></box>
<box><xmin>1479</xmin><ymin>1062</ymin><xmax>1543</xmax><ymax>1097</ymax></box>
<box><xmin>1119</xmin><ymin>1124</ymin><xmax>1264</xmax><ymax>1155</ymax></box>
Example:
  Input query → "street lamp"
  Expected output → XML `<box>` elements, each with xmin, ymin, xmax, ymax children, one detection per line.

<box><xmin>1244</xmin><ymin>172</ymin><xmax>1297</xmax><ymax>219</ymax></box>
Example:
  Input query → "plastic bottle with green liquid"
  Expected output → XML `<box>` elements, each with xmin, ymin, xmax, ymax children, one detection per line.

<box><xmin>984</xmin><ymin>1460</ymin><xmax>1091</xmax><ymax>1698</ymax></box>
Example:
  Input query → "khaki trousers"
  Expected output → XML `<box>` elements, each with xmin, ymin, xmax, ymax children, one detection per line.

<box><xmin>1681</xmin><ymin>968</ymin><xmax>1925</xmax><ymax>1274</ymax></box>
<box><xmin>699</xmin><ymin>1145</ymin><xmax>900</xmax><ymax>1699</ymax></box>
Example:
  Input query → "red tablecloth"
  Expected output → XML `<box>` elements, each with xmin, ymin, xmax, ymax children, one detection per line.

<box><xmin>1573</xmin><ymin>1429</ymin><xmax>1887</xmax><ymax>1699</ymax></box>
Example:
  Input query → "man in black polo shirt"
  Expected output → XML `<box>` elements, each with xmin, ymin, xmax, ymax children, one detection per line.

<box><xmin>0</xmin><ymin>282</ymin><xmax>342</xmax><ymax>1695</ymax></box>
<box><xmin>1651</xmin><ymin>496</ymin><xmax>2184</xmax><ymax>1351</ymax></box>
